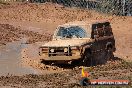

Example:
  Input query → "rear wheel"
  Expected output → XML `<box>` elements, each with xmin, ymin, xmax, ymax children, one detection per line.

<box><xmin>106</xmin><ymin>47</ymin><xmax>114</xmax><ymax>60</ymax></box>
<box><xmin>95</xmin><ymin>51</ymin><xmax>107</xmax><ymax>65</ymax></box>
<box><xmin>95</xmin><ymin>48</ymin><xmax>114</xmax><ymax>64</ymax></box>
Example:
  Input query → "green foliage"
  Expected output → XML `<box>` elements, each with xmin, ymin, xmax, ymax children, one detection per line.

<box><xmin>96</xmin><ymin>0</ymin><xmax>122</xmax><ymax>15</ymax></box>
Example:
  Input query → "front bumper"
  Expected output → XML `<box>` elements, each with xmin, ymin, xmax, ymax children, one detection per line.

<box><xmin>41</xmin><ymin>56</ymin><xmax>81</xmax><ymax>61</ymax></box>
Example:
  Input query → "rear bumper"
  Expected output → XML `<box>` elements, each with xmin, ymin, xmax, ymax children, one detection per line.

<box><xmin>41</xmin><ymin>56</ymin><xmax>81</xmax><ymax>61</ymax></box>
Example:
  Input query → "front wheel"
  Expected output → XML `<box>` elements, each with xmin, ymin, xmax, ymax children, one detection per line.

<box><xmin>106</xmin><ymin>48</ymin><xmax>114</xmax><ymax>61</ymax></box>
<box><xmin>82</xmin><ymin>51</ymin><xmax>96</xmax><ymax>66</ymax></box>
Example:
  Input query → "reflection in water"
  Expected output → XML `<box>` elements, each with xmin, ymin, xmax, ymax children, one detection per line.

<box><xmin>0</xmin><ymin>39</ymin><xmax>39</xmax><ymax>76</ymax></box>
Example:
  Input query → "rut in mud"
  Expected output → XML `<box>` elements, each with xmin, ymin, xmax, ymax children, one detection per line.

<box><xmin>0</xmin><ymin>24</ymin><xmax>132</xmax><ymax>88</ymax></box>
<box><xmin>0</xmin><ymin>59</ymin><xmax>132</xmax><ymax>88</ymax></box>
<box><xmin>0</xmin><ymin>24</ymin><xmax>53</xmax><ymax>76</ymax></box>
<box><xmin>0</xmin><ymin>24</ymin><xmax>52</xmax><ymax>46</ymax></box>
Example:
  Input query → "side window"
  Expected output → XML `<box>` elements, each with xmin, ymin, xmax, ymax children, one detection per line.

<box><xmin>91</xmin><ymin>22</ymin><xmax>113</xmax><ymax>38</ymax></box>
<box><xmin>91</xmin><ymin>23</ymin><xmax>104</xmax><ymax>39</ymax></box>
<box><xmin>91</xmin><ymin>24</ymin><xmax>99</xmax><ymax>39</ymax></box>
<box><xmin>97</xmin><ymin>23</ymin><xmax>104</xmax><ymax>37</ymax></box>
<box><xmin>103</xmin><ymin>22</ymin><xmax>113</xmax><ymax>36</ymax></box>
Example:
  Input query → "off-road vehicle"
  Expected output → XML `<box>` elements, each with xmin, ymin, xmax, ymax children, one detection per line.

<box><xmin>39</xmin><ymin>20</ymin><xmax>116</xmax><ymax>65</ymax></box>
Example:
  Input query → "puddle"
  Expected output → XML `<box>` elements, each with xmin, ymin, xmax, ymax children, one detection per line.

<box><xmin>0</xmin><ymin>39</ymin><xmax>40</xmax><ymax>76</ymax></box>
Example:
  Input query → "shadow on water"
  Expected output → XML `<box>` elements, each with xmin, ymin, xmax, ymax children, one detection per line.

<box><xmin>0</xmin><ymin>39</ymin><xmax>40</xmax><ymax>76</ymax></box>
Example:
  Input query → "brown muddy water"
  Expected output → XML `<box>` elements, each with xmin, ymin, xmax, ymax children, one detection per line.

<box><xmin>0</xmin><ymin>39</ymin><xmax>40</xmax><ymax>76</ymax></box>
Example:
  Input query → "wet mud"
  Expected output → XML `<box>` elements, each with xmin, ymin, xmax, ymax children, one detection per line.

<box><xmin>0</xmin><ymin>2</ymin><xmax>132</xmax><ymax>88</ymax></box>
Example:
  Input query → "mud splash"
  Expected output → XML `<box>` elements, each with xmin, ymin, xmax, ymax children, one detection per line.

<box><xmin>0</xmin><ymin>39</ymin><xmax>40</xmax><ymax>76</ymax></box>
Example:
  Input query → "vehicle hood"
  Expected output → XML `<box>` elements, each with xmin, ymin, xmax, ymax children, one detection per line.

<box><xmin>42</xmin><ymin>38</ymin><xmax>91</xmax><ymax>47</ymax></box>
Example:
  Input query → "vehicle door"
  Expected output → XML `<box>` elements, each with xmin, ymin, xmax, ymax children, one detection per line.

<box><xmin>103</xmin><ymin>22</ymin><xmax>115</xmax><ymax>50</ymax></box>
<box><xmin>96</xmin><ymin>23</ymin><xmax>105</xmax><ymax>51</ymax></box>
<box><xmin>91</xmin><ymin>23</ymin><xmax>100</xmax><ymax>53</ymax></box>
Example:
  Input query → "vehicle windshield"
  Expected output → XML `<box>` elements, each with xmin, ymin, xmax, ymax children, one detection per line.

<box><xmin>56</xmin><ymin>26</ymin><xmax>87</xmax><ymax>38</ymax></box>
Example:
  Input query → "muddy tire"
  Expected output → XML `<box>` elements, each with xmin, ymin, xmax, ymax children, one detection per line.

<box><xmin>41</xmin><ymin>60</ymin><xmax>52</xmax><ymax>65</ymax></box>
<box><xmin>94</xmin><ymin>48</ymin><xmax>114</xmax><ymax>65</ymax></box>
<box><xmin>95</xmin><ymin>51</ymin><xmax>108</xmax><ymax>65</ymax></box>
<box><xmin>82</xmin><ymin>51</ymin><xmax>96</xmax><ymax>66</ymax></box>
<box><xmin>106</xmin><ymin>48</ymin><xmax>114</xmax><ymax>60</ymax></box>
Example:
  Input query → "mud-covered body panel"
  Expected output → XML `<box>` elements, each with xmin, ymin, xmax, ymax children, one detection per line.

<box><xmin>41</xmin><ymin>56</ymin><xmax>81</xmax><ymax>61</ymax></box>
<box><xmin>42</xmin><ymin>38</ymin><xmax>91</xmax><ymax>47</ymax></box>
<box><xmin>39</xmin><ymin>20</ymin><xmax>116</xmax><ymax>64</ymax></box>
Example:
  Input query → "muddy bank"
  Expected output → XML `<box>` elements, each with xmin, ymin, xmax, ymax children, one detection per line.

<box><xmin>0</xmin><ymin>23</ymin><xmax>67</xmax><ymax>76</ymax></box>
<box><xmin>0</xmin><ymin>2</ymin><xmax>131</xmax><ymax>61</ymax></box>
<box><xmin>0</xmin><ymin>60</ymin><xmax>132</xmax><ymax>88</ymax></box>
<box><xmin>0</xmin><ymin>40</ymin><xmax>41</xmax><ymax>76</ymax></box>
<box><xmin>0</xmin><ymin>24</ymin><xmax>52</xmax><ymax>45</ymax></box>
<box><xmin>0</xmin><ymin>40</ymin><xmax>66</xmax><ymax>76</ymax></box>
<box><xmin>0</xmin><ymin>2</ymin><xmax>132</xmax><ymax>88</ymax></box>
<box><xmin>0</xmin><ymin>24</ymin><xmax>52</xmax><ymax>76</ymax></box>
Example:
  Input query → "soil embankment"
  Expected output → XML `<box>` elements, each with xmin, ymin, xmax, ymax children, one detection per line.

<box><xmin>0</xmin><ymin>2</ymin><xmax>132</xmax><ymax>88</ymax></box>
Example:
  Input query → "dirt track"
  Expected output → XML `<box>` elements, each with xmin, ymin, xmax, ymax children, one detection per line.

<box><xmin>0</xmin><ymin>2</ymin><xmax>131</xmax><ymax>60</ymax></box>
<box><xmin>0</xmin><ymin>60</ymin><xmax>132</xmax><ymax>87</ymax></box>
<box><xmin>0</xmin><ymin>2</ymin><xmax>132</xmax><ymax>88</ymax></box>
<box><xmin>0</xmin><ymin>24</ymin><xmax>52</xmax><ymax>45</ymax></box>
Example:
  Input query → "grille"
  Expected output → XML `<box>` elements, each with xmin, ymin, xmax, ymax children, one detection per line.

<box><xmin>48</xmin><ymin>47</ymin><xmax>72</xmax><ymax>56</ymax></box>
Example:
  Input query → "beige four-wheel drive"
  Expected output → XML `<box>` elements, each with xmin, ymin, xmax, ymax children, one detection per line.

<box><xmin>39</xmin><ymin>20</ymin><xmax>116</xmax><ymax>66</ymax></box>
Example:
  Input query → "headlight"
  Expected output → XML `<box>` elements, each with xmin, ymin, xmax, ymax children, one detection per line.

<box><xmin>50</xmin><ymin>49</ymin><xmax>54</xmax><ymax>52</ymax></box>
<box><xmin>40</xmin><ymin>47</ymin><xmax>48</xmax><ymax>53</ymax></box>
<box><xmin>75</xmin><ymin>52</ymin><xmax>80</xmax><ymax>56</ymax></box>
<box><xmin>71</xmin><ymin>46</ymin><xmax>80</xmax><ymax>56</ymax></box>
<box><xmin>71</xmin><ymin>46</ymin><xmax>78</xmax><ymax>50</ymax></box>
<box><xmin>64</xmin><ymin>48</ymin><xmax>68</xmax><ymax>52</ymax></box>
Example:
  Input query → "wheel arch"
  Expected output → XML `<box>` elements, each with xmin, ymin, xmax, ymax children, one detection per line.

<box><xmin>106</xmin><ymin>42</ymin><xmax>113</xmax><ymax>50</ymax></box>
<box><xmin>81</xmin><ymin>44</ymin><xmax>92</xmax><ymax>54</ymax></box>
<box><xmin>84</xmin><ymin>48</ymin><xmax>92</xmax><ymax>54</ymax></box>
